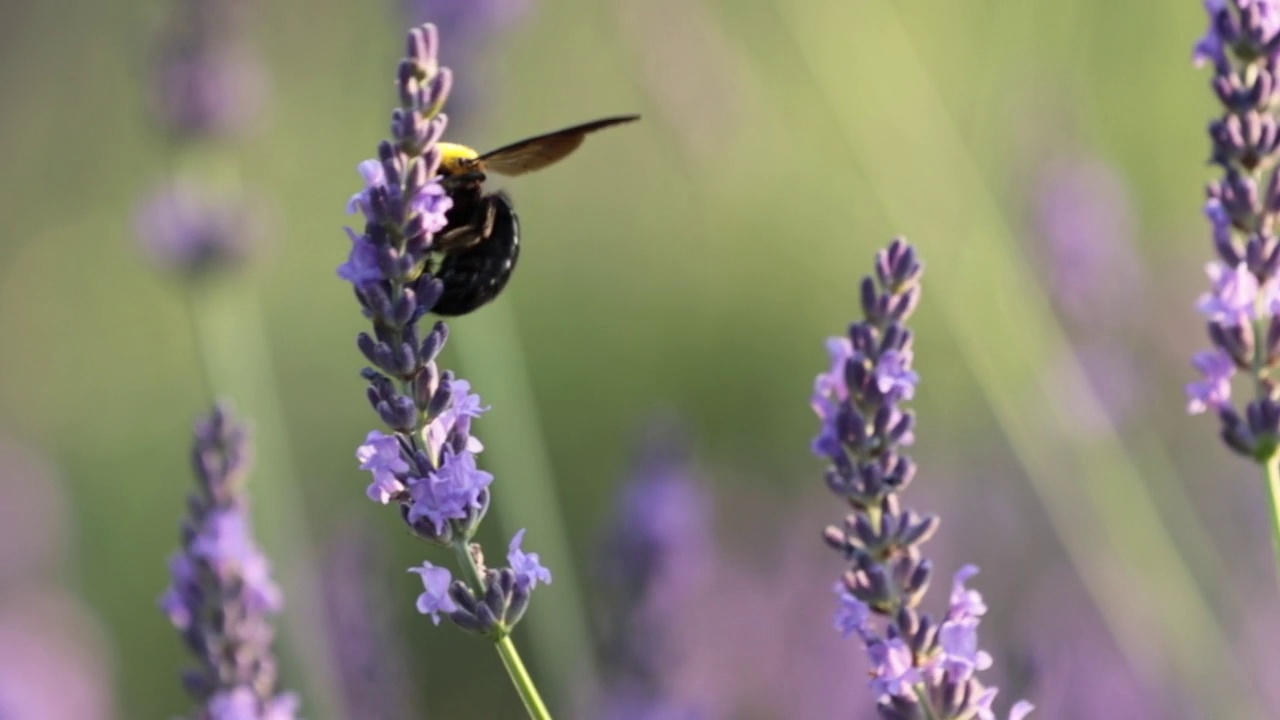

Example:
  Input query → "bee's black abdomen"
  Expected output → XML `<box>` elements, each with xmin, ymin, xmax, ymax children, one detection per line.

<box><xmin>432</xmin><ymin>193</ymin><xmax>521</xmax><ymax>316</ymax></box>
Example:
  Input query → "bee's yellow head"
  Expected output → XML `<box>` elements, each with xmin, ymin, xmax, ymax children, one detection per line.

<box><xmin>437</xmin><ymin>142</ymin><xmax>481</xmax><ymax>176</ymax></box>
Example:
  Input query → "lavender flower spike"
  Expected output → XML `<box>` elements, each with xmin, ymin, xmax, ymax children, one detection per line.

<box><xmin>593</xmin><ymin>423</ymin><xmax>711</xmax><ymax>720</ymax></box>
<box><xmin>813</xmin><ymin>238</ymin><xmax>1033</xmax><ymax>720</ymax></box>
<box><xmin>1190</xmin><ymin>0</ymin><xmax>1280</xmax><ymax>594</ymax></box>
<box><xmin>1188</xmin><ymin>1</ymin><xmax>1280</xmax><ymax>461</ymax></box>
<box><xmin>344</xmin><ymin>23</ymin><xmax>551</xmax><ymax>719</ymax></box>
<box><xmin>160</xmin><ymin>404</ymin><xmax>299</xmax><ymax>720</ymax></box>
<box><xmin>148</xmin><ymin>0</ymin><xmax>267</xmax><ymax>141</ymax></box>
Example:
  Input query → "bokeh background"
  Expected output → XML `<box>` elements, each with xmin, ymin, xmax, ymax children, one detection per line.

<box><xmin>0</xmin><ymin>0</ymin><xmax>1272</xmax><ymax>718</ymax></box>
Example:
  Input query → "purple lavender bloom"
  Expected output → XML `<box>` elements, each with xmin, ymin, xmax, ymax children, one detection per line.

<box><xmin>867</xmin><ymin>639</ymin><xmax>921</xmax><ymax>698</ymax></box>
<box><xmin>1034</xmin><ymin>157</ymin><xmax>1143</xmax><ymax>324</ymax></box>
<box><xmin>135</xmin><ymin>180</ymin><xmax>261</xmax><ymax>277</ymax></box>
<box><xmin>0</xmin><ymin>590</ymin><xmax>117</xmax><ymax>720</ymax></box>
<box><xmin>0</xmin><ymin>438</ymin><xmax>117</xmax><ymax>719</ymax></box>
<box><xmin>508</xmin><ymin>529</ymin><xmax>552</xmax><ymax>590</ymax></box>
<box><xmin>337</xmin><ymin>228</ymin><xmax>385</xmax><ymax>286</ymax></box>
<box><xmin>1032</xmin><ymin>156</ymin><xmax>1148</xmax><ymax>434</ymax></box>
<box><xmin>948</xmin><ymin>565</ymin><xmax>988</xmax><ymax>620</ymax></box>
<box><xmin>1198</xmin><ymin>261</ymin><xmax>1265</xmax><ymax>325</ymax></box>
<box><xmin>1187</xmin><ymin>350</ymin><xmax>1237</xmax><ymax>414</ymax></box>
<box><xmin>405</xmin><ymin>450</ymin><xmax>494</xmax><ymax>534</ymax></box>
<box><xmin>357</xmin><ymin>430</ymin><xmax>411</xmax><ymax>503</ymax></box>
<box><xmin>205</xmin><ymin>688</ymin><xmax>299</xmax><ymax>720</ymax></box>
<box><xmin>874</xmin><ymin>349</ymin><xmax>919</xmax><ymax>402</ymax></box>
<box><xmin>833</xmin><ymin>584</ymin><xmax>873</xmax><ymax>640</ymax></box>
<box><xmin>147</xmin><ymin>0</ymin><xmax>267</xmax><ymax>140</ymax></box>
<box><xmin>344</xmin><ymin>23</ymin><xmax>548</xmax><ymax>640</ymax></box>
<box><xmin>815</xmin><ymin>239</ymin><xmax>1031</xmax><ymax>719</ymax></box>
<box><xmin>593</xmin><ymin>422</ymin><xmax>711</xmax><ymax>720</ymax></box>
<box><xmin>319</xmin><ymin>529</ymin><xmax>419</xmax><ymax>720</ymax></box>
<box><xmin>137</xmin><ymin>0</ymin><xmax>272</xmax><ymax>278</ymax></box>
<box><xmin>1190</xmin><ymin>0</ymin><xmax>1280</xmax><ymax>459</ymax></box>
<box><xmin>409</xmin><ymin>561</ymin><xmax>459</xmax><ymax>625</ymax></box>
<box><xmin>160</xmin><ymin>404</ymin><xmax>298</xmax><ymax>719</ymax></box>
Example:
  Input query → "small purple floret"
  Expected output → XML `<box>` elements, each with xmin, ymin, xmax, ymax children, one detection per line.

<box><xmin>409</xmin><ymin>561</ymin><xmax>458</xmax><ymax>625</ymax></box>
<box><xmin>507</xmin><ymin>529</ymin><xmax>552</xmax><ymax>590</ymax></box>
<box><xmin>1186</xmin><ymin>350</ymin><xmax>1236</xmax><ymax>414</ymax></box>
<box><xmin>868</xmin><ymin>638</ymin><xmax>921</xmax><ymax>699</ymax></box>
<box><xmin>833</xmin><ymin>584</ymin><xmax>872</xmax><ymax>640</ymax></box>
<box><xmin>1197</xmin><ymin>262</ymin><xmax>1262</xmax><ymax>326</ymax></box>
<box><xmin>875</xmin><ymin>349</ymin><xmax>919</xmax><ymax>402</ymax></box>
<box><xmin>338</xmin><ymin>228</ymin><xmax>386</xmax><ymax>285</ymax></box>
<box><xmin>357</xmin><ymin>430</ymin><xmax>410</xmax><ymax>503</ymax></box>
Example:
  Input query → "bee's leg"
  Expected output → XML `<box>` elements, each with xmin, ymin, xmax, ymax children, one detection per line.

<box><xmin>477</xmin><ymin>194</ymin><xmax>500</xmax><ymax>237</ymax></box>
<box><xmin>431</xmin><ymin>194</ymin><xmax>499</xmax><ymax>252</ymax></box>
<box><xmin>433</xmin><ymin>224</ymin><xmax>476</xmax><ymax>251</ymax></box>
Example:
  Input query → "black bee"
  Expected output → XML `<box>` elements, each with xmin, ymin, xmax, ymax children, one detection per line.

<box><xmin>428</xmin><ymin>115</ymin><xmax>640</xmax><ymax>316</ymax></box>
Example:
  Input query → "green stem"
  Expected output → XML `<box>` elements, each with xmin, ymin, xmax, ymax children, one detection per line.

<box><xmin>452</xmin><ymin>541</ymin><xmax>554</xmax><ymax>720</ymax></box>
<box><xmin>1264</xmin><ymin>454</ymin><xmax>1280</xmax><ymax>597</ymax></box>
<box><xmin>494</xmin><ymin>636</ymin><xmax>553</xmax><ymax>720</ymax></box>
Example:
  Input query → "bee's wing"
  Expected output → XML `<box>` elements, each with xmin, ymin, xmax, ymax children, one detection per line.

<box><xmin>477</xmin><ymin>115</ymin><xmax>640</xmax><ymax>176</ymax></box>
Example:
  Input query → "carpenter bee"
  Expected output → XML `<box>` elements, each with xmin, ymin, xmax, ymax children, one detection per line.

<box><xmin>428</xmin><ymin>114</ymin><xmax>640</xmax><ymax>316</ymax></box>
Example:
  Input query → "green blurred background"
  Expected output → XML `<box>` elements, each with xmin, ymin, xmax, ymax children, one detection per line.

<box><xmin>1</xmin><ymin>0</ymin><xmax>1272</xmax><ymax>718</ymax></box>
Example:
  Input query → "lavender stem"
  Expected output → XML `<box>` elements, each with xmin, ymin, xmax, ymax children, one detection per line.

<box><xmin>1267</xmin><ymin>456</ymin><xmax>1280</xmax><ymax>596</ymax></box>
<box><xmin>496</xmin><ymin>636</ymin><xmax>553</xmax><ymax>720</ymax></box>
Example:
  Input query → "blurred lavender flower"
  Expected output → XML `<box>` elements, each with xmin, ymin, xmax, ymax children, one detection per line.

<box><xmin>1187</xmin><ymin>0</ymin><xmax>1280</xmax><ymax>460</ymax></box>
<box><xmin>137</xmin><ymin>0</ymin><xmax>271</xmax><ymax>278</ymax></box>
<box><xmin>135</xmin><ymin>180</ymin><xmax>262</xmax><ymax>277</ymax></box>
<box><xmin>160</xmin><ymin>404</ymin><xmax>299</xmax><ymax>720</ymax></box>
<box><xmin>1034</xmin><ymin>157</ymin><xmax>1145</xmax><ymax>433</ymax></box>
<box><xmin>343</xmin><ymin>22</ymin><xmax>549</xmax><ymax>650</ymax></box>
<box><xmin>402</xmin><ymin>0</ymin><xmax>532</xmax><ymax>121</ymax></box>
<box><xmin>813</xmin><ymin>238</ymin><xmax>1033</xmax><ymax>720</ymax></box>
<box><xmin>1034</xmin><ymin>157</ymin><xmax>1143</xmax><ymax>325</ymax></box>
<box><xmin>1017</xmin><ymin>571</ymin><xmax>1172</xmax><ymax>720</ymax></box>
<box><xmin>319</xmin><ymin>528</ymin><xmax>417</xmax><ymax>720</ymax></box>
<box><xmin>147</xmin><ymin>0</ymin><xmax>267</xmax><ymax>141</ymax></box>
<box><xmin>593</xmin><ymin>423</ymin><xmax>711</xmax><ymax>720</ymax></box>
<box><xmin>0</xmin><ymin>590</ymin><xmax>117</xmax><ymax>720</ymax></box>
<box><xmin>0</xmin><ymin>437</ymin><xmax>117</xmax><ymax>720</ymax></box>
